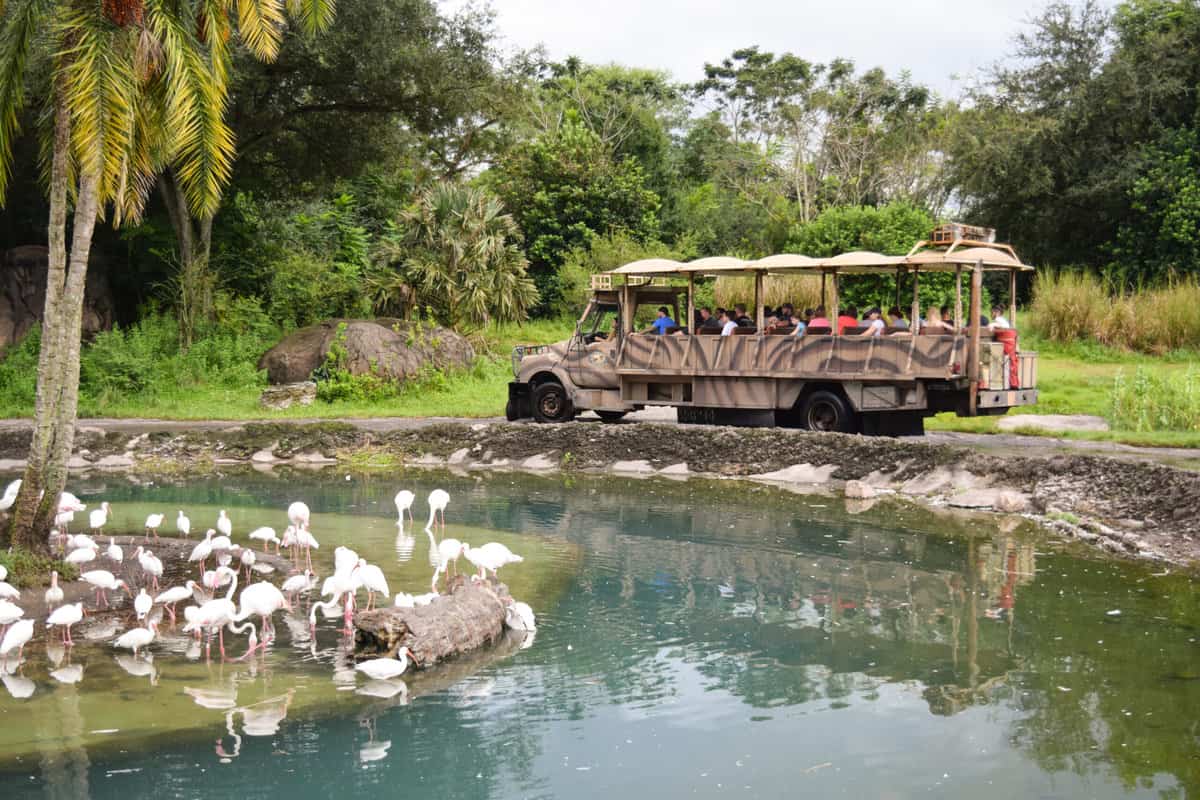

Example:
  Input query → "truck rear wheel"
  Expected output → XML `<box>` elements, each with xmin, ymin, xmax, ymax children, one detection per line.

<box><xmin>801</xmin><ymin>390</ymin><xmax>857</xmax><ymax>433</ymax></box>
<box><xmin>532</xmin><ymin>382</ymin><xmax>574</xmax><ymax>424</ymax></box>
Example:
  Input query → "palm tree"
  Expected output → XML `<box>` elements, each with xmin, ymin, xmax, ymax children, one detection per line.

<box><xmin>376</xmin><ymin>182</ymin><xmax>539</xmax><ymax>328</ymax></box>
<box><xmin>0</xmin><ymin>0</ymin><xmax>335</xmax><ymax>551</ymax></box>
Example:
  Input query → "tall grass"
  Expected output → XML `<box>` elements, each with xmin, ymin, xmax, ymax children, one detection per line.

<box><xmin>714</xmin><ymin>275</ymin><xmax>824</xmax><ymax>311</ymax></box>
<box><xmin>1030</xmin><ymin>271</ymin><xmax>1200</xmax><ymax>354</ymax></box>
<box><xmin>1108</xmin><ymin>367</ymin><xmax>1200</xmax><ymax>432</ymax></box>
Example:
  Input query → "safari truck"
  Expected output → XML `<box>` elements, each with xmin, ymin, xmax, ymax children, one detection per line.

<box><xmin>507</xmin><ymin>225</ymin><xmax>1038</xmax><ymax>436</ymax></box>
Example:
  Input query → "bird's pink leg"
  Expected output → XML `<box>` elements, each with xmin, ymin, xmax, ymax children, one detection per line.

<box><xmin>219</xmin><ymin>627</ymin><xmax>226</xmax><ymax>660</ymax></box>
<box><xmin>167</xmin><ymin>604</ymin><xmax>177</xmax><ymax>624</ymax></box>
<box><xmin>66</xmin><ymin>625</ymin><xmax>73</xmax><ymax>646</ymax></box>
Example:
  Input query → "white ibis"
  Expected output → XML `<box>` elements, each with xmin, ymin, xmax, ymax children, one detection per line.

<box><xmin>280</xmin><ymin>571</ymin><xmax>316</xmax><ymax>597</ymax></box>
<box><xmin>355</xmin><ymin>648</ymin><xmax>416</xmax><ymax>680</ymax></box>
<box><xmin>154</xmin><ymin>582</ymin><xmax>196</xmax><ymax>623</ymax></box>
<box><xmin>356</xmin><ymin>561</ymin><xmax>389</xmax><ymax>610</ymax></box>
<box><xmin>0</xmin><ymin>600</ymin><xmax>22</xmax><ymax>627</ymax></box>
<box><xmin>432</xmin><ymin>538</ymin><xmax>465</xmax><ymax>591</ymax></box>
<box><xmin>64</xmin><ymin>547</ymin><xmax>96</xmax><ymax>566</ymax></box>
<box><xmin>89</xmin><ymin>501</ymin><xmax>111</xmax><ymax>534</ymax></box>
<box><xmin>144</xmin><ymin>513</ymin><xmax>165</xmax><ymax>541</ymax></box>
<box><xmin>216</xmin><ymin>509</ymin><xmax>233</xmax><ymax>539</ymax></box>
<box><xmin>134</xmin><ymin>588</ymin><xmax>153</xmax><ymax>620</ymax></box>
<box><xmin>394</xmin><ymin>490</ymin><xmax>415</xmax><ymax>524</ymax></box>
<box><xmin>0</xmin><ymin>618</ymin><xmax>34</xmax><ymax>663</ymax></box>
<box><xmin>46</xmin><ymin>601</ymin><xmax>84</xmax><ymax>645</ymax></box>
<box><xmin>188</xmin><ymin>530</ymin><xmax>215</xmax><ymax>575</ymax></box>
<box><xmin>44</xmin><ymin>571</ymin><xmax>63</xmax><ymax>608</ymax></box>
<box><xmin>176</xmin><ymin>510</ymin><xmax>191</xmax><ymax>538</ymax></box>
<box><xmin>239</xmin><ymin>546</ymin><xmax>256</xmax><ymax>578</ymax></box>
<box><xmin>106</xmin><ymin>537</ymin><xmax>123</xmax><ymax>564</ymax></box>
<box><xmin>462</xmin><ymin>542</ymin><xmax>524</xmax><ymax>580</ymax></box>
<box><xmin>0</xmin><ymin>479</ymin><xmax>20</xmax><ymax>512</ymax></box>
<box><xmin>426</xmin><ymin>489</ymin><xmax>449</xmax><ymax>531</ymax></box>
<box><xmin>114</xmin><ymin>619</ymin><xmax>158</xmax><ymax>656</ymax></box>
<box><xmin>0</xmin><ymin>563</ymin><xmax>6</xmax><ymax>581</ymax></box>
<box><xmin>249</xmin><ymin>527</ymin><xmax>279</xmax><ymax>552</ymax></box>
<box><xmin>0</xmin><ymin>581</ymin><xmax>19</xmax><ymax>601</ymax></box>
<box><xmin>505</xmin><ymin>600</ymin><xmax>537</xmax><ymax>631</ymax></box>
<box><xmin>135</xmin><ymin>546</ymin><xmax>164</xmax><ymax>591</ymax></box>
<box><xmin>79</xmin><ymin>570</ymin><xmax>129</xmax><ymax>607</ymax></box>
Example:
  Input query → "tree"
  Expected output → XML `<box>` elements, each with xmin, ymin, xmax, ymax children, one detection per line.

<box><xmin>373</xmin><ymin>182</ymin><xmax>538</xmax><ymax>328</ymax></box>
<box><xmin>0</xmin><ymin>0</ymin><xmax>334</xmax><ymax>552</ymax></box>
<box><xmin>487</xmin><ymin>116</ymin><xmax>660</xmax><ymax>313</ymax></box>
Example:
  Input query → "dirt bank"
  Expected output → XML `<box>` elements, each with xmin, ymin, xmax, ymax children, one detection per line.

<box><xmin>1</xmin><ymin>420</ymin><xmax>1198</xmax><ymax>566</ymax></box>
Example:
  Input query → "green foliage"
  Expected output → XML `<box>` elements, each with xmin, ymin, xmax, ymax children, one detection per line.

<box><xmin>0</xmin><ymin>548</ymin><xmax>78</xmax><ymax>588</ymax></box>
<box><xmin>557</xmin><ymin>231</ymin><xmax>691</xmax><ymax>315</ymax></box>
<box><xmin>488</xmin><ymin>116</ymin><xmax>661</xmax><ymax>312</ymax></box>
<box><xmin>373</xmin><ymin>182</ymin><xmax>538</xmax><ymax>328</ymax></box>
<box><xmin>1108</xmin><ymin>366</ymin><xmax>1200</xmax><ymax>432</ymax></box>
<box><xmin>0</xmin><ymin>324</ymin><xmax>40</xmax><ymax>411</ymax></box>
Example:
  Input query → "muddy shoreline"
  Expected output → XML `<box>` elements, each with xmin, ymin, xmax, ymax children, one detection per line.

<box><xmin>1</xmin><ymin>420</ymin><xmax>1198</xmax><ymax>566</ymax></box>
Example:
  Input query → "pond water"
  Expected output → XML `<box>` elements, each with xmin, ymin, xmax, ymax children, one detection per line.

<box><xmin>0</xmin><ymin>468</ymin><xmax>1198</xmax><ymax>799</ymax></box>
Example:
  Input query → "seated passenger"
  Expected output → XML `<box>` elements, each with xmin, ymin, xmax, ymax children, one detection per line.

<box><xmin>778</xmin><ymin>303</ymin><xmax>796</xmax><ymax>324</ymax></box>
<box><xmin>859</xmin><ymin>307</ymin><xmax>885</xmax><ymax>336</ymax></box>
<box><xmin>720</xmin><ymin>309</ymin><xmax>739</xmax><ymax>336</ymax></box>
<box><xmin>791</xmin><ymin>309</ymin><xmax>811</xmax><ymax>336</ymax></box>
<box><xmin>808</xmin><ymin>306</ymin><xmax>831</xmax><ymax>329</ymax></box>
<box><xmin>698</xmin><ymin>306</ymin><xmax>722</xmax><ymax>331</ymax></box>
<box><xmin>988</xmin><ymin>304</ymin><xmax>1012</xmax><ymax>331</ymax></box>
<box><xmin>646</xmin><ymin>306</ymin><xmax>677</xmax><ymax>335</ymax></box>
<box><xmin>837</xmin><ymin>305</ymin><xmax>859</xmax><ymax>335</ymax></box>
<box><xmin>922</xmin><ymin>306</ymin><xmax>952</xmax><ymax>332</ymax></box>
<box><xmin>887</xmin><ymin>306</ymin><xmax>908</xmax><ymax>330</ymax></box>
<box><xmin>734</xmin><ymin>304</ymin><xmax>754</xmax><ymax>327</ymax></box>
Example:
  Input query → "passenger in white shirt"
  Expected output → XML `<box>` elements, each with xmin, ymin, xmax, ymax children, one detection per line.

<box><xmin>858</xmin><ymin>307</ymin><xmax>886</xmax><ymax>336</ymax></box>
<box><xmin>720</xmin><ymin>309</ymin><xmax>739</xmax><ymax>336</ymax></box>
<box><xmin>988</xmin><ymin>304</ymin><xmax>1012</xmax><ymax>331</ymax></box>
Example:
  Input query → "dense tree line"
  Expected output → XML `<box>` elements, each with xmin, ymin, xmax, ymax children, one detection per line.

<box><xmin>2</xmin><ymin>0</ymin><xmax>1198</xmax><ymax>334</ymax></box>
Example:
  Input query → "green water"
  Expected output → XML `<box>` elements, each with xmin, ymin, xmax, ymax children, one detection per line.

<box><xmin>0</xmin><ymin>468</ymin><xmax>1197</xmax><ymax>799</ymax></box>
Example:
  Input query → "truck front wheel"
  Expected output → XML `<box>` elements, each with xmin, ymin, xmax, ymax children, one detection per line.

<box><xmin>801</xmin><ymin>390</ymin><xmax>857</xmax><ymax>433</ymax></box>
<box><xmin>532</xmin><ymin>382</ymin><xmax>575</xmax><ymax>424</ymax></box>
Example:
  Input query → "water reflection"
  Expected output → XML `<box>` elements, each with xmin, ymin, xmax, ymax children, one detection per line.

<box><xmin>0</xmin><ymin>469</ymin><xmax>1196</xmax><ymax>799</ymax></box>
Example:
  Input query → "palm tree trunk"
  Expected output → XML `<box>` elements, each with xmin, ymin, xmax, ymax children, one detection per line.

<box><xmin>158</xmin><ymin>170</ymin><xmax>214</xmax><ymax>350</ymax></box>
<box><xmin>5</xmin><ymin>96</ymin><xmax>100</xmax><ymax>553</ymax></box>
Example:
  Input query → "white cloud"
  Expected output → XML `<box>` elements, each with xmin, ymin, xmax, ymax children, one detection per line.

<box><xmin>455</xmin><ymin>0</ymin><xmax>1088</xmax><ymax>97</ymax></box>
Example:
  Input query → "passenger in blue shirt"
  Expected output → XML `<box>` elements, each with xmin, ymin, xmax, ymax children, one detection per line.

<box><xmin>647</xmin><ymin>306</ymin><xmax>677</xmax><ymax>335</ymax></box>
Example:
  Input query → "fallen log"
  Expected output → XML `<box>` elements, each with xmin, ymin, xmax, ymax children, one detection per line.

<box><xmin>353</xmin><ymin>575</ymin><xmax>510</xmax><ymax>667</ymax></box>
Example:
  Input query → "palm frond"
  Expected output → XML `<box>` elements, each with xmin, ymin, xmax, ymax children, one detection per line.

<box><xmin>0</xmin><ymin>0</ymin><xmax>54</xmax><ymax>204</ymax></box>
<box><xmin>288</xmin><ymin>0</ymin><xmax>335</xmax><ymax>38</ymax></box>
<box><xmin>235</xmin><ymin>0</ymin><xmax>284</xmax><ymax>62</ymax></box>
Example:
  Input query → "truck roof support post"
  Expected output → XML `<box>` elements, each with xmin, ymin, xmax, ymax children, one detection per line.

<box><xmin>910</xmin><ymin>267</ymin><xmax>920</xmax><ymax>331</ymax></box>
<box><xmin>967</xmin><ymin>259</ymin><xmax>983</xmax><ymax>415</ymax></box>
<box><xmin>754</xmin><ymin>269</ymin><xmax>764</xmax><ymax>330</ymax></box>
<box><xmin>895</xmin><ymin>267</ymin><xmax>903</xmax><ymax>310</ymax></box>
<box><xmin>831</xmin><ymin>269</ymin><xmax>840</xmax><ymax>331</ymax></box>
<box><xmin>955</xmin><ymin>265</ymin><xmax>963</xmax><ymax>328</ymax></box>
<box><xmin>821</xmin><ymin>271</ymin><xmax>827</xmax><ymax>310</ymax></box>
<box><xmin>687</xmin><ymin>273</ymin><xmax>695</xmax><ymax>335</ymax></box>
<box><xmin>1009</xmin><ymin>269</ymin><xmax>1017</xmax><ymax>327</ymax></box>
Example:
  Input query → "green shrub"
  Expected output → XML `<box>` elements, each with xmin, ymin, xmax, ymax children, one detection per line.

<box><xmin>0</xmin><ymin>325</ymin><xmax>41</xmax><ymax>414</ymax></box>
<box><xmin>1108</xmin><ymin>367</ymin><xmax>1200</xmax><ymax>432</ymax></box>
<box><xmin>0</xmin><ymin>549</ymin><xmax>79</xmax><ymax>588</ymax></box>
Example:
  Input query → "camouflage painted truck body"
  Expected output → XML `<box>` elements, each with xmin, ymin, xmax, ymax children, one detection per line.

<box><xmin>508</xmin><ymin>229</ymin><xmax>1039</xmax><ymax>435</ymax></box>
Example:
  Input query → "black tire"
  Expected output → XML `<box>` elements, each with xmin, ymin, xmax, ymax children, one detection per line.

<box><xmin>800</xmin><ymin>390</ymin><xmax>857</xmax><ymax>433</ymax></box>
<box><xmin>532</xmin><ymin>382</ymin><xmax>574</xmax><ymax>424</ymax></box>
<box><xmin>596</xmin><ymin>410</ymin><xmax>627</xmax><ymax>423</ymax></box>
<box><xmin>505</xmin><ymin>397</ymin><xmax>520</xmax><ymax>421</ymax></box>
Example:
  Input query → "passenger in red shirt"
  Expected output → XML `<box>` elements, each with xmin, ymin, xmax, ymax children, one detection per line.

<box><xmin>837</xmin><ymin>305</ymin><xmax>860</xmax><ymax>335</ymax></box>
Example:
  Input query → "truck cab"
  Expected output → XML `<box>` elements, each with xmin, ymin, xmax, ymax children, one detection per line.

<box><xmin>508</xmin><ymin>230</ymin><xmax>1039</xmax><ymax>435</ymax></box>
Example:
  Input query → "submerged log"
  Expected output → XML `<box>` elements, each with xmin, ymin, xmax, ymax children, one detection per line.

<box><xmin>352</xmin><ymin>575</ymin><xmax>509</xmax><ymax>666</ymax></box>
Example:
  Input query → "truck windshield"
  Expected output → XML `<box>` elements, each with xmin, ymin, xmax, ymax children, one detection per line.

<box><xmin>581</xmin><ymin>303</ymin><xmax>619</xmax><ymax>337</ymax></box>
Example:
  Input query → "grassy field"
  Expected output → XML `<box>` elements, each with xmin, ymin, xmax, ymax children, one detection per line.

<box><xmin>2</xmin><ymin>315</ymin><xmax>1197</xmax><ymax>448</ymax></box>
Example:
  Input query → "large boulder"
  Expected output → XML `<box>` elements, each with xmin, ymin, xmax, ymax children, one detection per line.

<box><xmin>0</xmin><ymin>245</ymin><xmax>115</xmax><ymax>349</ymax></box>
<box><xmin>257</xmin><ymin>319</ymin><xmax>476</xmax><ymax>385</ymax></box>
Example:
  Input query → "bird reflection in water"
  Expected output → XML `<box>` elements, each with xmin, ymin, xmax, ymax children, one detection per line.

<box><xmin>114</xmin><ymin>653</ymin><xmax>158</xmax><ymax>686</ymax></box>
<box><xmin>395</xmin><ymin>529</ymin><xmax>415</xmax><ymax>563</ymax></box>
<box><xmin>358</xmin><ymin>717</ymin><xmax>391</xmax><ymax>764</ymax></box>
<box><xmin>2</xmin><ymin>670</ymin><xmax>35</xmax><ymax>698</ymax></box>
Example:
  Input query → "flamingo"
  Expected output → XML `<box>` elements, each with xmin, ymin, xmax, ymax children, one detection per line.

<box><xmin>426</xmin><ymin>489</ymin><xmax>449</xmax><ymax>531</ymax></box>
<box><xmin>176</xmin><ymin>510</ymin><xmax>191</xmax><ymax>538</ymax></box>
<box><xmin>279</xmin><ymin>525</ymin><xmax>297</xmax><ymax>560</ymax></box>
<box><xmin>249</xmin><ymin>527</ymin><xmax>279</xmax><ymax>552</ymax></box>
<box><xmin>311</xmin><ymin>567</ymin><xmax>359</xmax><ymax>634</ymax></box>
<box><xmin>234</xmin><ymin>582</ymin><xmax>289</xmax><ymax>644</ymax></box>
<box><xmin>0</xmin><ymin>479</ymin><xmax>20</xmax><ymax>512</ymax></box>
<box><xmin>0</xmin><ymin>582</ymin><xmax>18</xmax><ymax>601</ymax></box>
<box><xmin>135</xmin><ymin>546</ymin><xmax>164</xmax><ymax>591</ymax></box>
<box><xmin>216</xmin><ymin>509</ymin><xmax>233</xmax><ymax>539</ymax></box>
<box><xmin>0</xmin><ymin>619</ymin><xmax>34</xmax><ymax>663</ymax></box>
<box><xmin>144</xmin><ymin>513</ymin><xmax>165</xmax><ymax>542</ymax></box>
<box><xmin>355</xmin><ymin>648</ymin><xmax>417</xmax><ymax>680</ymax></box>
<box><xmin>46</xmin><ymin>601</ymin><xmax>84</xmax><ymax>645</ymax></box>
<box><xmin>239</xmin><ymin>547</ymin><xmax>256</xmax><ymax>579</ymax></box>
<box><xmin>80</xmin><ymin>570</ymin><xmax>129</xmax><ymax>608</ymax></box>
<box><xmin>114</xmin><ymin>619</ymin><xmax>158</xmax><ymax>656</ymax></box>
<box><xmin>134</xmin><ymin>588</ymin><xmax>153</xmax><ymax>620</ymax></box>
<box><xmin>287</xmin><ymin>501</ymin><xmax>310</xmax><ymax>532</ymax></box>
<box><xmin>58</xmin><ymin>491</ymin><xmax>86</xmax><ymax>513</ymax></box>
<box><xmin>0</xmin><ymin>563</ymin><xmax>6</xmax><ymax>581</ymax></box>
<box><xmin>44</xmin><ymin>571</ymin><xmax>63</xmax><ymax>609</ymax></box>
<box><xmin>202</xmin><ymin>567</ymin><xmax>235</xmax><ymax>593</ymax></box>
<box><xmin>89</xmin><ymin>501</ymin><xmax>112</xmax><ymax>534</ymax></box>
<box><xmin>295</xmin><ymin>527</ymin><xmax>320</xmax><ymax>571</ymax></box>
<box><xmin>0</xmin><ymin>600</ymin><xmax>22</xmax><ymax>629</ymax></box>
<box><xmin>106</xmin><ymin>537</ymin><xmax>123</xmax><ymax>564</ymax></box>
<box><xmin>356</xmin><ymin>560</ymin><xmax>389</xmax><ymax>610</ymax></box>
<box><xmin>189</xmin><ymin>568</ymin><xmax>240</xmax><ymax>660</ymax></box>
<box><xmin>154</xmin><ymin>582</ymin><xmax>197</xmax><ymax>624</ymax></box>
<box><xmin>462</xmin><ymin>542</ymin><xmax>524</xmax><ymax>580</ymax></box>
<box><xmin>188</xmin><ymin>530</ymin><xmax>215</xmax><ymax>576</ymax></box>
<box><xmin>394</xmin><ymin>490</ymin><xmax>415</xmax><ymax>525</ymax></box>
<box><xmin>334</xmin><ymin>546</ymin><xmax>359</xmax><ymax>578</ymax></box>
<box><xmin>226</xmin><ymin>619</ymin><xmax>259</xmax><ymax>661</ymax></box>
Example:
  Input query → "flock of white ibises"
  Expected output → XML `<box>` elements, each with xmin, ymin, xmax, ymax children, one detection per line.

<box><xmin>0</xmin><ymin>479</ymin><xmax>536</xmax><ymax>687</ymax></box>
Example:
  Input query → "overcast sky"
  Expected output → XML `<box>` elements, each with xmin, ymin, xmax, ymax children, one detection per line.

<box><xmin>463</xmin><ymin>0</ymin><xmax>1078</xmax><ymax>97</ymax></box>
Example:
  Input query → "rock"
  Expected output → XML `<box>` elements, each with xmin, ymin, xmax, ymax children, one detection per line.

<box><xmin>293</xmin><ymin>451</ymin><xmax>336</xmax><ymax>464</ymax></box>
<box><xmin>611</xmin><ymin>459</ymin><xmax>655</xmax><ymax>474</ymax></box>
<box><xmin>753</xmin><ymin>463</ymin><xmax>838</xmax><ymax>484</ymax></box>
<box><xmin>994</xmin><ymin>490</ymin><xmax>1029</xmax><ymax>513</ymax></box>
<box><xmin>251</xmin><ymin>448</ymin><xmax>277</xmax><ymax>463</ymax></box>
<box><xmin>67</xmin><ymin>456</ymin><xmax>92</xmax><ymax>469</ymax></box>
<box><xmin>659</xmin><ymin>463</ymin><xmax>689</xmax><ymax>475</ymax></box>
<box><xmin>949</xmin><ymin>489</ymin><xmax>1002</xmax><ymax>509</ymax></box>
<box><xmin>997</xmin><ymin>414</ymin><xmax>1110</xmax><ymax>433</ymax></box>
<box><xmin>95</xmin><ymin>454</ymin><xmax>134</xmax><ymax>468</ymax></box>
<box><xmin>521</xmin><ymin>453</ymin><xmax>557</xmax><ymax>470</ymax></box>
<box><xmin>448</xmin><ymin>448</ymin><xmax>471</xmax><ymax>465</ymax></box>
<box><xmin>259</xmin><ymin>382</ymin><xmax>316</xmax><ymax>410</ymax></box>
<box><xmin>0</xmin><ymin>245</ymin><xmax>114</xmax><ymax>349</ymax></box>
<box><xmin>844</xmin><ymin>480</ymin><xmax>876</xmax><ymax>499</ymax></box>
<box><xmin>257</xmin><ymin>319</ymin><xmax>475</xmax><ymax>385</ymax></box>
